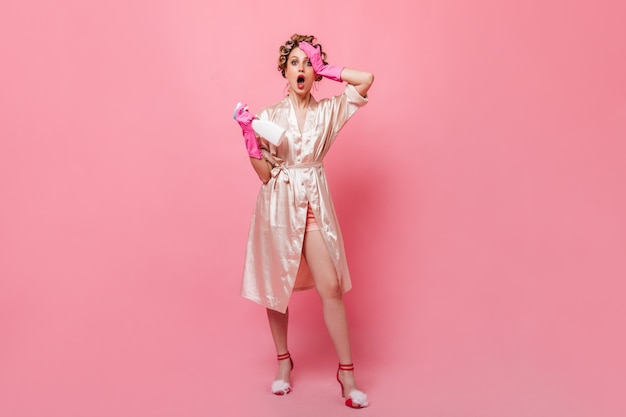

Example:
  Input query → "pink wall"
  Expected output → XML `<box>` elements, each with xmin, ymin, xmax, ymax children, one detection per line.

<box><xmin>1</xmin><ymin>1</ymin><xmax>625</xmax><ymax>416</ymax></box>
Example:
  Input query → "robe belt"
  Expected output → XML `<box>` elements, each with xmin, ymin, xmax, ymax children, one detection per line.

<box><xmin>271</xmin><ymin>162</ymin><xmax>323</xmax><ymax>184</ymax></box>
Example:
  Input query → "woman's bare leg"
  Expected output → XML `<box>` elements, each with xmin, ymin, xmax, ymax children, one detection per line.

<box><xmin>303</xmin><ymin>230</ymin><xmax>361</xmax><ymax>395</ymax></box>
<box><xmin>266</xmin><ymin>307</ymin><xmax>292</xmax><ymax>383</ymax></box>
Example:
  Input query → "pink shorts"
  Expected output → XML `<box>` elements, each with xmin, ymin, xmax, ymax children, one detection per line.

<box><xmin>306</xmin><ymin>204</ymin><xmax>319</xmax><ymax>232</ymax></box>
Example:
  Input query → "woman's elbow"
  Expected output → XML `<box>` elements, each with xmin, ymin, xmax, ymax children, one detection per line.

<box><xmin>258</xmin><ymin>173</ymin><xmax>271</xmax><ymax>184</ymax></box>
<box><xmin>249</xmin><ymin>157</ymin><xmax>272</xmax><ymax>184</ymax></box>
<box><xmin>357</xmin><ymin>73</ymin><xmax>374</xmax><ymax>97</ymax></box>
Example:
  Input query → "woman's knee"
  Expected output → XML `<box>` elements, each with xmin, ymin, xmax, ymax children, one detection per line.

<box><xmin>317</xmin><ymin>279</ymin><xmax>343</xmax><ymax>300</ymax></box>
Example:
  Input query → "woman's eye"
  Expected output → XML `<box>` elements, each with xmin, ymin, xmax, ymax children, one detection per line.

<box><xmin>291</xmin><ymin>60</ymin><xmax>297</xmax><ymax>65</ymax></box>
<box><xmin>306</xmin><ymin>61</ymin><xmax>312</xmax><ymax>66</ymax></box>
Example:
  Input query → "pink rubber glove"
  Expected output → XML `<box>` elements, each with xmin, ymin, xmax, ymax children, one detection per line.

<box><xmin>234</xmin><ymin>104</ymin><xmax>263</xmax><ymax>159</ymax></box>
<box><xmin>299</xmin><ymin>41</ymin><xmax>344</xmax><ymax>82</ymax></box>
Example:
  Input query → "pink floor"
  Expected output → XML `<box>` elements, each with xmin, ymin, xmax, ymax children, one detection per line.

<box><xmin>2</xmin><ymin>285</ymin><xmax>623</xmax><ymax>416</ymax></box>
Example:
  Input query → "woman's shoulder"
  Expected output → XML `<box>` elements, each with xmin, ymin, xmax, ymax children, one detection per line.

<box><xmin>317</xmin><ymin>84</ymin><xmax>367</xmax><ymax>107</ymax></box>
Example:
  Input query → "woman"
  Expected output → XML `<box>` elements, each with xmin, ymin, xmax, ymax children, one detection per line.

<box><xmin>234</xmin><ymin>33</ymin><xmax>374</xmax><ymax>409</ymax></box>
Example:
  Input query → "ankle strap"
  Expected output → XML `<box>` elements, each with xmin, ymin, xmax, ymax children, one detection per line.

<box><xmin>277</xmin><ymin>352</ymin><xmax>291</xmax><ymax>361</ymax></box>
<box><xmin>338</xmin><ymin>363</ymin><xmax>354</xmax><ymax>371</ymax></box>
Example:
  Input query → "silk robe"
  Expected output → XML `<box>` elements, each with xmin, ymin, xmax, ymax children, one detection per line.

<box><xmin>241</xmin><ymin>84</ymin><xmax>368</xmax><ymax>313</ymax></box>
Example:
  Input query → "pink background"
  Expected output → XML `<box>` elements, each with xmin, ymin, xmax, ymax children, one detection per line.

<box><xmin>1</xmin><ymin>1</ymin><xmax>625</xmax><ymax>416</ymax></box>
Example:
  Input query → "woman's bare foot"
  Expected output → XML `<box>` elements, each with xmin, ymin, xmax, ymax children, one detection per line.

<box><xmin>337</xmin><ymin>365</ymin><xmax>369</xmax><ymax>408</ymax></box>
<box><xmin>271</xmin><ymin>352</ymin><xmax>293</xmax><ymax>395</ymax></box>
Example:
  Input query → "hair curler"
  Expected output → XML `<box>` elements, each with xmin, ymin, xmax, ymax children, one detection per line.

<box><xmin>233</xmin><ymin>102</ymin><xmax>286</xmax><ymax>146</ymax></box>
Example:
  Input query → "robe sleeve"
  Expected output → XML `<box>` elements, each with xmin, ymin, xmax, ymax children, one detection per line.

<box><xmin>323</xmin><ymin>83</ymin><xmax>369</xmax><ymax>143</ymax></box>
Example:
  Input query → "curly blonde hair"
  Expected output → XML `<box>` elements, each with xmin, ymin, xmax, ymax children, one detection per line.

<box><xmin>278</xmin><ymin>33</ymin><xmax>328</xmax><ymax>81</ymax></box>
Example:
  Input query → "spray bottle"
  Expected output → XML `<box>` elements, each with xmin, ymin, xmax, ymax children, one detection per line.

<box><xmin>233</xmin><ymin>102</ymin><xmax>286</xmax><ymax>146</ymax></box>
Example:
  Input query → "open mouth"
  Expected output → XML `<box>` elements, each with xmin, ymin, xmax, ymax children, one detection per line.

<box><xmin>297</xmin><ymin>75</ymin><xmax>305</xmax><ymax>88</ymax></box>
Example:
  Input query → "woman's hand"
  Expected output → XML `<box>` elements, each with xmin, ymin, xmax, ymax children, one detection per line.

<box><xmin>234</xmin><ymin>104</ymin><xmax>263</xmax><ymax>159</ymax></box>
<box><xmin>299</xmin><ymin>41</ymin><xmax>374</xmax><ymax>97</ymax></box>
<box><xmin>299</xmin><ymin>41</ymin><xmax>344</xmax><ymax>82</ymax></box>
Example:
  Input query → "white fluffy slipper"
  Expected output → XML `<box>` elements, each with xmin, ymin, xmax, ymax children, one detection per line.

<box><xmin>345</xmin><ymin>389</ymin><xmax>369</xmax><ymax>408</ymax></box>
<box><xmin>271</xmin><ymin>379</ymin><xmax>292</xmax><ymax>395</ymax></box>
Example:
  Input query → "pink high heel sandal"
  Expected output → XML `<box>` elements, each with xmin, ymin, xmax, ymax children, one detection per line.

<box><xmin>337</xmin><ymin>363</ymin><xmax>369</xmax><ymax>408</ymax></box>
<box><xmin>271</xmin><ymin>352</ymin><xmax>294</xmax><ymax>395</ymax></box>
